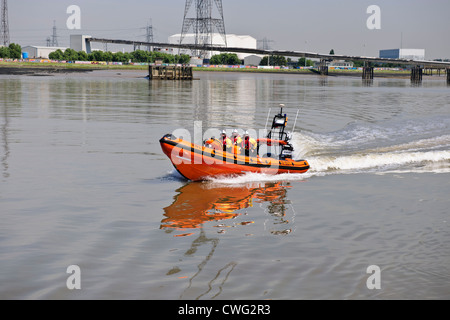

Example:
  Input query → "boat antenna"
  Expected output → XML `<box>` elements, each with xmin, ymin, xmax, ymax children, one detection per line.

<box><xmin>292</xmin><ymin>109</ymin><xmax>300</xmax><ymax>133</ymax></box>
<box><xmin>264</xmin><ymin>108</ymin><xmax>271</xmax><ymax>131</ymax></box>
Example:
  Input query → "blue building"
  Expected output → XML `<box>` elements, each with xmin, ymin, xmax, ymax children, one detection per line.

<box><xmin>379</xmin><ymin>49</ymin><xmax>425</xmax><ymax>61</ymax></box>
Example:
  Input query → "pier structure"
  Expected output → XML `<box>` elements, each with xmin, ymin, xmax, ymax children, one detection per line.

<box><xmin>362</xmin><ymin>61</ymin><xmax>374</xmax><ymax>80</ymax></box>
<box><xmin>318</xmin><ymin>59</ymin><xmax>328</xmax><ymax>75</ymax></box>
<box><xmin>148</xmin><ymin>65</ymin><xmax>193</xmax><ymax>80</ymax></box>
<box><xmin>83</xmin><ymin>37</ymin><xmax>450</xmax><ymax>85</ymax></box>
<box><xmin>410</xmin><ymin>66</ymin><xmax>423</xmax><ymax>82</ymax></box>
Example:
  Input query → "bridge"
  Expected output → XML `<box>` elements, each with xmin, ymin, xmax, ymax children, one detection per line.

<box><xmin>86</xmin><ymin>37</ymin><xmax>450</xmax><ymax>83</ymax></box>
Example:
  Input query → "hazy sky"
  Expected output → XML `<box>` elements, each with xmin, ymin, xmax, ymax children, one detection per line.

<box><xmin>8</xmin><ymin>0</ymin><xmax>450</xmax><ymax>59</ymax></box>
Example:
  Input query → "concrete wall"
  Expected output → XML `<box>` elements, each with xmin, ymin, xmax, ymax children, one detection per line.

<box><xmin>70</xmin><ymin>35</ymin><xmax>92</xmax><ymax>53</ymax></box>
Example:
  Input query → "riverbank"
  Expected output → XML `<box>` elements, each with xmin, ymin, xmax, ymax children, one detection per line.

<box><xmin>0</xmin><ymin>61</ymin><xmax>148</xmax><ymax>72</ymax></box>
<box><xmin>193</xmin><ymin>66</ymin><xmax>412</xmax><ymax>78</ymax></box>
<box><xmin>0</xmin><ymin>61</ymin><xmax>435</xmax><ymax>79</ymax></box>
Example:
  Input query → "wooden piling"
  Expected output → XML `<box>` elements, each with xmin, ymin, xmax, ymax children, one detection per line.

<box><xmin>148</xmin><ymin>65</ymin><xmax>193</xmax><ymax>80</ymax></box>
<box><xmin>411</xmin><ymin>66</ymin><xmax>423</xmax><ymax>82</ymax></box>
<box><xmin>362</xmin><ymin>66</ymin><xmax>374</xmax><ymax>80</ymax></box>
<box><xmin>318</xmin><ymin>59</ymin><xmax>328</xmax><ymax>75</ymax></box>
<box><xmin>447</xmin><ymin>68</ymin><xmax>450</xmax><ymax>85</ymax></box>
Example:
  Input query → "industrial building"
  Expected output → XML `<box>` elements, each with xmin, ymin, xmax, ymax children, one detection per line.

<box><xmin>313</xmin><ymin>60</ymin><xmax>354</xmax><ymax>69</ymax></box>
<box><xmin>168</xmin><ymin>33</ymin><xmax>257</xmax><ymax>60</ymax></box>
<box><xmin>70</xmin><ymin>35</ymin><xmax>92</xmax><ymax>52</ymax></box>
<box><xmin>328</xmin><ymin>60</ymin><xmax>354</xmax><ymax>68</ymax></box>
<box><xmin>22</xmin><ymin>46</ymin><xmax>68</xmax><ymax>59</ymax></box>
<box><xmin>379</xmin><ymin>49</ymin><xmax>425</xmax><ymax>61</ymax></box>
<box><xmin>244</xmin><ymin>55</ymin><xmax>263</xmax><ymax>66</ymax></box>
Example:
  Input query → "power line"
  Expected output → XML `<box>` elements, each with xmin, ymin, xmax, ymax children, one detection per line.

<box><xmin>50</xmin><ymin>20</ymin><xmax>58</xmax><ymax>47</ymax></box>
<box><xmin>257</xmin><ymin>37</ymin><xmax>274</xmax><ymax>50</ymax></box>
<box><xmin>145</xmin><ymin>20</ymin><xmax>153</xmax><ymax>51</ymax></box>
<box><xmin>1</xmin><ymin>0</ymin><xmax>10</xmax><ymax>46</ymax></box>
<box><xmin>179</xmin><ymin>0</ymin><xmax>227</xmax><ymax>58</ymax></box>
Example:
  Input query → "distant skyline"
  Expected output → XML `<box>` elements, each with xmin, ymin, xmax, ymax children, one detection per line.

<box><xmin>7</xmin><ymin>0</ymin><xmax>450</xmax><ymax>59</ymax></box>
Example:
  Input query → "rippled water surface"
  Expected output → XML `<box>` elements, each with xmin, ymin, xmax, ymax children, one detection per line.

<box><xmin>0</xmin><ymin>70</ymin><xmax>449</xmax><ymax>299</ymax></box>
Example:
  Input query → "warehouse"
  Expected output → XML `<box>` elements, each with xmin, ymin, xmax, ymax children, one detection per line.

<box><xmin>379</xmin><ymin>49</ymin><xmax>425</xmax><ymax>60</ymax></box>
<box><xmin>22</xmin><ymin>46</ymin><xmax>67</xmax><ymax>59</ymax></box>
<box><xmin>244</xmin><ymin>54</ymin><xmax>263</xmax><ymax>66</ymax></box>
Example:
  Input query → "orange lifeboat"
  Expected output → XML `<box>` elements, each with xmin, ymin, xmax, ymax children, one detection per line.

<box><xmin>160</xmin><ymin>105</ymin><xmax>310</xmax><ymax>181</ymax></box>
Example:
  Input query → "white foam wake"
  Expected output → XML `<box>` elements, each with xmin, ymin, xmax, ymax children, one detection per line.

<box><xmin>307</xmin><ymin>150</ymin><xmax>450</xmax><ymax>173</ymax></box>
<box><xmin>207</xmin><ymin>123</ymin><xmax>450</xmax><ymax>184</ymax></box>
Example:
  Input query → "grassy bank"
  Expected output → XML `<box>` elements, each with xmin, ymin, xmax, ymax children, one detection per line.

<box><xmin>193</xmin><ymin>66</ymin><xmax>313</xmax><ymax>74</ymax></box>
<box><xmin>193</xmin><ymin>66</ymin><xmax>412</xmax><ymax>78</ymax></box>
<box><xmin>1</xmin><ymin>61</ymin><xmax>413</xmax><ymax>78</ymax></box>
<box><xmin>0</xmin><ymin>61</ymin><xmax>148</xmax><ymax>70</ymax></box>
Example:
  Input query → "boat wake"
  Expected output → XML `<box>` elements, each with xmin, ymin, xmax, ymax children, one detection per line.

<box><xmin>207</xmin><ymin>118</ymin><xmax>450</xmax><ymax>184</ymax></box>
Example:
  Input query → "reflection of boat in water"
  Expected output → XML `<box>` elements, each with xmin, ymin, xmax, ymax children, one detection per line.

<box><xmin>161</xmin><ymin>182</ymin><xmax>290</xmax><ymax>233</ymax></box>
<box><xmin>162</xmin><ymin>182</ymin><xmax>293</xmax><ymax>298</ymax></box>
<box><xmin>160</xmin><ymin>105</ymin><xmax>310</xmax><ymax>181</ymax></box>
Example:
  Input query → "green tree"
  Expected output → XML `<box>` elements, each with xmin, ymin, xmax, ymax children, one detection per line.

<box><xmin>77</xmin><ymin>51</ymin><xmax>88</xmax><ymax>61</ymax></box>
<box><xmin>112</xmin><ymin>51</ymin><xmax>130</xmax><ymax>63</ymax></box>
<box><xmin>0</xmin><ymin>46</ymin><xmax>11</xmax><ymax>58</ymax></box>
<box><xmin>177</xmin><ymin>54</ymin><xmax>190</xmax><ymax>64</ymax></box>
<box><xmin>123</xmin><ymin>52</ymin><xmax>132</xmax><ymax>63</ymax></box>
<box><xmin>63</xmin><ymin>48</ymin><xmax>79</xmax><ymax>61</ymax></box>
<box><xmin>72</xmin><ymin>49</ymin><xmax>184</xmax><ymax>63</ymax></box>
<box><xmin>260</xmin><ymin>55</ymin><xmax>287</xmax><ymax>66</ymax></box>
<box><xmin>103</xmin><ymin>51</ymin><xmax>113</xmax><ymax>62</ymax></box>
<box><xmin>163</xmin><ymin>54</ymin><xmax>175</xmax><ymax>64</ymax></box>
<box><xmin>151</xmin><ymin>51</ymin><xmax>165</xmax><ymax>63</ymax></box>
<box><xmin>352</xmin><ymin>60</ymin><xmax>364</xmax><ymax>68</ymax></box>
<box><xmin>260</xmin><ymin>56</ymin><xmax>269</xmax><ymax>65</ymax></box>
<box><xmin>89</xmin><ymin>50</ymin><xmax>105</xmax><ymax>62</ymax></box>
<box><xmin>329</xmin><ymin>49</ymin><xmax>335</xmax><ymax>55</ymax></box>
<box><xmin>131</xmin><ymin>50</ymin><xmax>150</xmax><ymax>62</ymax></box>
<box><xmin>8</xmin><ymin>43</ymin><xmax>22</xmax><ymax>59</ymax></box>
<box><xmin>49</xmin><ymin>49</ymin><xmax>64</xmax><ymax>60</ymax></box>
<box><xmin>297</xmin><ymin>57</ymin><xmax>314</xmax><ymax>67</ymax></box>
<box><xmin>209</xmin><ymin>54</ymin><xmax>221</xmax><ymax>64</ymax></box>
<box><xmin>210</xmin><ymin>53</ymin><xmax>241</xmax><ymax>65</ymax></box>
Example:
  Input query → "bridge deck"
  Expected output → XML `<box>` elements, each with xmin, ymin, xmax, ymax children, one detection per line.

<box><xmin>87</xmin><ymin>37</ymin><xmax>450</xmax><ymax>68</ymax></box>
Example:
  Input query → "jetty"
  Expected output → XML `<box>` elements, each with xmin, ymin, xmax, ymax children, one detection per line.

<box><xmin>148</xmin><ymin>65</ymin><xmax>193</xmax><ymax>80</ymax></box>
<box><xmin>88</xmin><ymin>37</ymin><xmax>450</xmax><ymax>84</ymax></box>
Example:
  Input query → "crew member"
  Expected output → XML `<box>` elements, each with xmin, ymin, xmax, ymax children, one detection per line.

<box><xmin>231</xmin><ymin>129</ymin><xmax>242</xmax><ymax>155</ymax></box>
<box><xmin>243</xmin><ymin>131</ymin><xmax>257</xmax><ymax>157</ymax></box>
<box><xmin>219</xmin><ymin>130</ymin><xmax>232</xmax><ymax>152</ymax></box>
<box><xmin>231</xmin><ymin>129</ymin><xmax>242</xmax><ymax>145</ymax></box>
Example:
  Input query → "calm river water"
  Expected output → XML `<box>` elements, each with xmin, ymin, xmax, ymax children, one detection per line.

<box><xmin>0</xmin><ymin>70</ymin><xmax>449</xmax><ymax>299</ymax></box>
